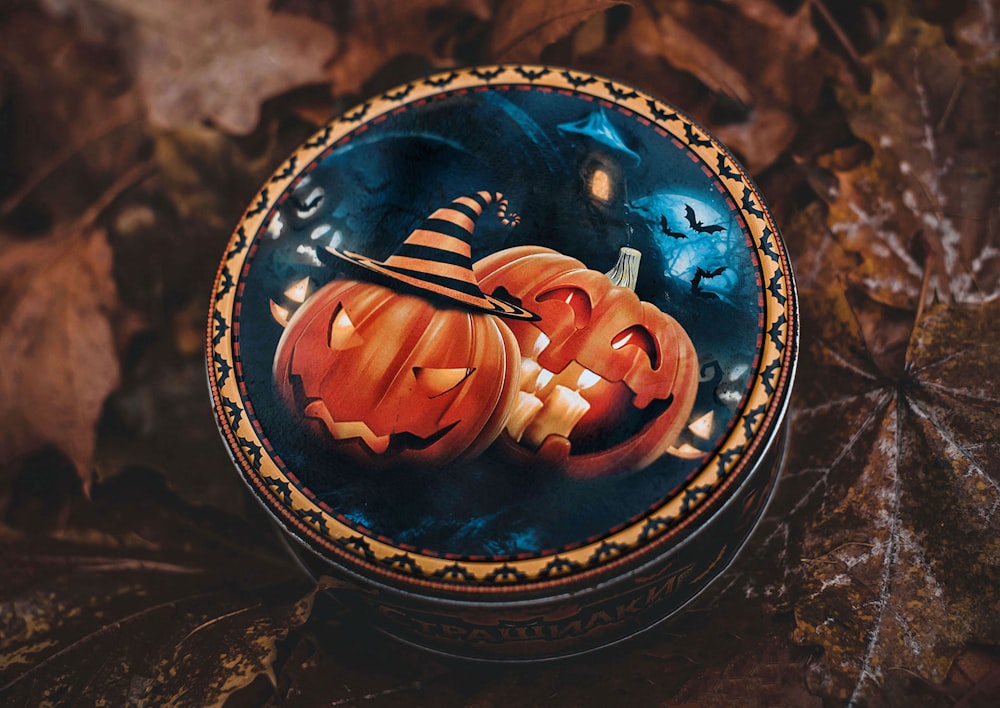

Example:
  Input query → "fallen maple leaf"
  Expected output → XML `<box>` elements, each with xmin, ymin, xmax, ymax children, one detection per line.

<box><xmin>787</xmin><ymin>291</ymin><xmax>1000</xmax><ymax>704</ymax></box>
<box><xmin>0</xmin><ymin>228</ymin><xmax>121</xmax><ymax>490</ymax></box>
<box><xmin>743</xmin><ymin>11</ymin><xmax>1000</xmax><ymax>702</ymax></box>
<box><xmin>41</xmin><ymin>0</ymin><xmax>338</xmax><ymax>135</ymax></box>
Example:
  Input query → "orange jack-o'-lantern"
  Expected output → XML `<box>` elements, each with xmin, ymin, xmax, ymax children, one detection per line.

<box><xmin>474</xmin><ymin>246</ymin><xmax>699</xmax><ymax>479</ymax></box>
<box><xmin>272</xmin><ymin>190</ymin><xmax>534</xmax><ymax>469</ymax></box>
<box><xmin>272</xmin><ymin>281</ymin><xmax>520</xmax><ymax>469</ymax></box>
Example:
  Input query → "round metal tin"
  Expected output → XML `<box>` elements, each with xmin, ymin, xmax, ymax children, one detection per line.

<box><xmin>207</xmin><ymin>65</ymin><xmax>798</xmax><ymax>661</ymax></box>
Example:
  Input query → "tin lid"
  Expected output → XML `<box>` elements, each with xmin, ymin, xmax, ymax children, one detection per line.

<box><xmin>208</xmin><ymin>66</ymin><xmax>797</xmax><ymax>598</ymax></box>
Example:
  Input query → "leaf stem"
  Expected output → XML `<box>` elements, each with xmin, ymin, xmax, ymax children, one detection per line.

<box><xmin>0</xmin><ymin>116</ymin><xmax>139</xmax><ymax>218</ymax></box>
<box><xmin>810</xmin><ymin>0</ymin><xmax>866</xmax><ymax>76</ymax></box>
<box><xmin>71</xmin><ymin>161</ymin><xmax>157</xmax><ymax>235</ymax></box>
<box><xmin>4</xmin><ymin>553</ymin><xmax>206</xmax><ymax>574</ymax></box>
<box><xmin>935</xmin><ymin>76</ymin><xmax>964</xmax><ymax>135</ymax></box>
<box><xmin>0</xmin><ymin>590</ymin><xmax>222</xmax><ymax>693</ymax></box>
<box><xmin>174</xmin><ymin>602</ymin><xmax>263</xmax><ymax>651</ymax></box>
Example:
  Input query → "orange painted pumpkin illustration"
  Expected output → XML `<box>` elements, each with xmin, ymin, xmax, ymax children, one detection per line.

<box><xmin>272</xmin><ymin>190</ymin><xmax>533</xmax><ymax>470</ymax></box>
<box><xmin>474</xmin><ymin>246</ymin><xmax>699</xmax><ymax>479</ymax></box>
<box><xmin>272</xmin><ymin>280</ymin><xmax>520</xmax><ymax>469</ymax></box>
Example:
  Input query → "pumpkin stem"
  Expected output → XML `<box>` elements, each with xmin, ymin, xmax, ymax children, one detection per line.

<box><xmin>605</xmin><ymin>247</ymin><xmax>641</xmax><ymax>291</ymax></box>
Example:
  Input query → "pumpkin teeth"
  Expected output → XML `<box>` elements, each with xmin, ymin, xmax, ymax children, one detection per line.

<box><xmin>509</xmin><ymin>358</ymin><xmax>606</xmax><ymax>446</ymax></box>
<box><xmin>531</xmin><ymin>331</ymin><xmax>551</xmax><ymax>357</ymax></box>
<box><xmin>522</xmin><ymin>385</ymin><xmax>591</xmax><ymax>450</ymax></box>
<box><xmin>506</xmin><ymin>391</ymin><xmax>545</xmax><ymax>442</ymax></box>
<box><xmin>519</xmin><ymin>358</ymin><xmax>543</xmax><ymax>391</ymax></box>
<box><xmin>535</xmin><ymin>367</ymin><xmax>555</xmax><ymax>392</ymax></box>
<box><xmin>576</xmin><ymin>368</ymin><xmax>601</xmax><ymax>389</ymax></box>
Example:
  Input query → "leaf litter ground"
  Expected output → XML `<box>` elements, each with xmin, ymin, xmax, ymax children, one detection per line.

<box><xmin>0</xmin><ymin>0</ymin><xmax>997</xmax><ymax>705</ymax></box>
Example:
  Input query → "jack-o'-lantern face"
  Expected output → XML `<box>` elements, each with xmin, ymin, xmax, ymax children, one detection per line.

<box><xmin>474</xmin><ymin>246</ymin><xmax>699</xmax><ymax>479</ymax></box>
<box><xmin>273</xmin><ymin>279</ymin><xmax>520</xmax><ymax>470</ymax></box>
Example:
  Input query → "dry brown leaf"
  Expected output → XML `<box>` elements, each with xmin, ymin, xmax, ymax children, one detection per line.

<box><xmin>0</xmin><ymin>471</ymin><xmax>310</xmax><ymax>707</ymax></box>
<box><xmin>490</xmin><ymin>0</ymin><xmax>630</xmax><ymax>61</ymax></box>
<box><xmin>670</xmin><ymin>630</ymin><xmax>820</xmax><ymax>708</ymax></box>
<box><xmin>954</xmin><ymin>0</ymin><xmax>1000</xmax><ymax>63</ymax></box>
<box><xmin>821</xmin><ymin>16</ymin><xmax>1000</xmax><ymax>310</ymax></box>
<box><xmin>732</xmin><ymin>0</ymin><xmax>828</xmax><ymax>121</ymax></box>
<box><xmin>42</xmin><ymin>0</ymin><xmax>338</xmax><ymax>134</ymax></box>
<box><xmin>328</xmin><ymin>0</ymin><xmax>490</xmax><ymax>97</ymax></box>
<box><xmin>0</xmin><ymin>229</ymin><xmax>121</xmax><ymax>490</ymax></box>
<box><xmin>713</xmin><ymin>106</ymin><xmax>797</xmax><ymax>176</ymax></box>
<box><xmin>0</xmin><ymin>8</ymin><xmax>143</xmax><ymax>224</ymax></box>
<box><xmin>626</xmin><ymin>0</ymin><xmax>833</xmax><ymax>173</ymax></box>
<box><xmin>152</xmin><ymin>124</ymin><xmax>284</xmax><ymax>231</ymax></box>
<box><xmin>629</xmin><ymin>2</ymin><xmax>753</xmax><ymax>107</ymax></box>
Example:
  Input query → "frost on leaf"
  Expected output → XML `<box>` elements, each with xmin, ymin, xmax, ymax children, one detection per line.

<box><xmin>787</xmin><ymin>293</ymin><xmax>1000</xmax><ymax>704</ymax></box>
<box><xmin>820</xmin><ymin>17</ymin><xmax>1000</xmax><ymax>310</ymax></box>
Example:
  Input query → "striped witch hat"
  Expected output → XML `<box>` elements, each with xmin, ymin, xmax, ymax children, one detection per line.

<box><xmin>326</xmin><ymin>191</ymin><xmax>538</xmax><ymax>320</ymax></box>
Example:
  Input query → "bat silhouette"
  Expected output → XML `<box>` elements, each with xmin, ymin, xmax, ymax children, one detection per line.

<box><xmin>646</xmin><ymin>99</ymin><xmax>678</xmax><ymax>122</ymax></box>
<box><xmin>604</xmin><ymin>81</ymin><xmax>638</xmax><ymax>100</ymax></box>
<box><xmin>696</xmin><ymin>266</ymin><xmax>727</xmax><ymax>281</ymax></box>
<box><xmin>767</xmin><ymin>270</ymin><xmax>787</xmax><ymax>306</ymax></box>
<box><xmin>270</xmin><ymin>156</ymin><xmax>298</xmax><ymax>182</ymax></box>
<box><xmin>217</xmin><ymin>267</ymin><xmax>234</xmax><ymax>297</ymax></box>
<box><xmin>424</xmin><ymin>72</ymin><xmax>459</xmax><ymax>87</ymax></box>
<box><xmin>691</xmin><ymin>266</ymin><xmax>727</xmax><ymax>298</ymax></box>
<box><xmin>562</xmin><ymin>71</ymin><xmax>595</xmax><ymax>88</ymax></box>
<box><xmin>247</xmin><ymin>189</ymin><xmax>269</xmax><ymax>216</ymax></box>
<box><xmin>383</xmin><ymin>84</ymin><xmax>413</xmax><ymax>101</ymax></box>
<box><xmin>684</xmin><ymin>123</ymin><xmax>712</xmax><ymax>148</ymax></box>
<box><xmin>226</xmin><ymin>225</ymin><xmax>247</xmax><ymax>260</ymax></box>
<box><xmin>684</xmin><ymin>204</ymin><xmax>724</xmax><ymax>234</ymax></box>
<box><xmin>741</xmin><ymin>186</ymin><xmax>764</xmax><ymax>219</ymax></box>
<box><xmin>303</xmin><ymin>126</ymin><xmax>331</xmax><ymax>148</ymax></box>
<box><xmin>340</xmin><ymin>103</ymin><xmax>370</xmax><ymax>123</ymax></box>
<box><xmin>760</xmin><ymin>225</ymin><xmax>780</xmax><ymax>262</ymax></box>
<box><xmin>659</xmin><ymin>214</ymin><xmax>687</xmax><ymax>239</ymax></box>
<box><xmin>515</xmin><ymin>67</ymin><xmax>550</xmax><ymax>80</ymax></box>
<box><xmin>471</xmin><ymin>67</ymin><xmax>504</xmax><ymax>80</ymax></box>
<box><xmin>716</xmin><ymin>154</ymin><xmax>740</xmax><ymax>181</ymax></box>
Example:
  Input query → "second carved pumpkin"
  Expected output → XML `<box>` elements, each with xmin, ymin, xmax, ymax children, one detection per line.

<box><xmin>475</xmin><ymin>246</ymin><xmax>699</xmax><ymax>479</ymax></box>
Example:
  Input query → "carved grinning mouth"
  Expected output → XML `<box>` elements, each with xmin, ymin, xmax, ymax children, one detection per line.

<box><xmin>505</xmin><ymin>331</ymin><xmax>673</xmax><ymax>455</ymax></box>
<box><xmin>288</xmin><ymin>374</ymin><xmax>459</xmax><ymax>455</ymax></box>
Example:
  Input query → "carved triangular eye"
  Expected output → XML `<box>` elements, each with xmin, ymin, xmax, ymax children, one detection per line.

<box><xmin>538</xmin><ymin>286</ymin><xmax>592</xmax><ymax>327</ymax></box>
<box><xmin>413</xmin><ymin>367</ymin><xmax>475</xmax><ymax>398</ymax></box>
<box><xmin>611</xmin><ymin>325</ymin><xmax>660</xmax><ymax>369</ymax></box>
<box><xmin>328</xmin><ymin>303</ymin><xmax>364</xmax><ymax>350</ymax></box>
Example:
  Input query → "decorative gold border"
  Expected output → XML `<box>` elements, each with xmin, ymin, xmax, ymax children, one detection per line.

<box><xmin>207</xmin><ymin>66</ymin><xmax>797</xmax><ymax>592</ymax></box>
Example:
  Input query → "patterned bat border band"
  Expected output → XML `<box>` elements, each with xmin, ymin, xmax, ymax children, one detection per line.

<box><xmin>207</xmin><ymin>65</ymin><xmax>798</xmax><ymax>595</ymax></box>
